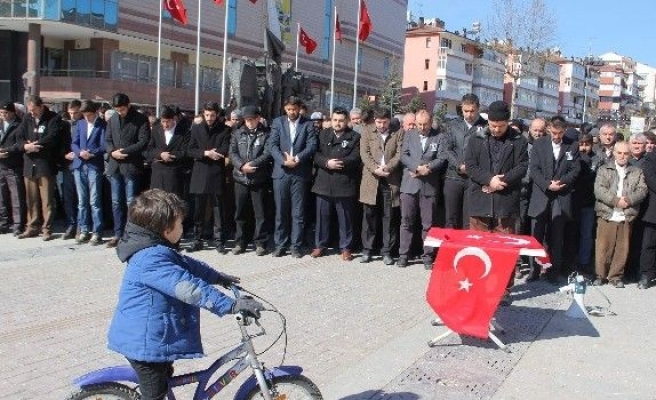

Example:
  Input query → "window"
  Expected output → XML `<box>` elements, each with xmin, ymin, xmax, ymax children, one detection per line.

<box><xmin>565</xmin><ymin>77</ymin><xmax>571</xmax><ymax>86</ymax></box>
<box><xmin>437</xmin><ymin>79</ymin><xmax>443</xmax><ymax>91</ymax></box>
<box><xmin>438</xmin><ymin>55</ymin><xmax>446</xmax><ymax>69</ymax></box>
<box><xmin>440</xmin><ymin>38</ymin><xmax>452</xmax><ymax>49</ymax></box>
<box><xmin>461</xmin><ymin>44</ymin><xmax>467</xmax><ymax>52</ymax></box>
<box><xmin>383</xmin><ymin>57</ymin><xmax>390</xmax><ymax>78</ymax></box>
<box><xmin>465</xmin><ymin>63</ymin><xmax>472</xmax><ymax>75</ymax></box>
<box><xmin>426</xmin><ymin>37</ymin><xmax>431</xmax><ymax>48</ymax></box>
<box><xmin>425</xmin><ymin>59</ymin><xmax>430</xmax><ymax>70</ymax></box>
<box><xmin>423</xmin><ymin>81</ymin><xmax>428</xmax><ymax>91</ymax></box>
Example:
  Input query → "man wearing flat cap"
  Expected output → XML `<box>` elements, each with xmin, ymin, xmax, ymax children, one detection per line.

<box><xmin>465</xmin><ymin>100</ymin><xmax>529</xmax><ymax>304</ymax></box>
<box><xmin>229</xmin><ymin>105</ymin><xmax>272</xmax><ymax>256</ymax></box>
<box><xmin>0</xmin><ymin>101</ymin><xmax>25</xmax><ymax>235</ymax></box>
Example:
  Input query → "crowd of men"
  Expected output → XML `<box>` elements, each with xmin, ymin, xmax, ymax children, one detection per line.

<box><xmin>1</xmin><ymin>92</ymin><xmax>656</xmax><ymax>293</ymax></box>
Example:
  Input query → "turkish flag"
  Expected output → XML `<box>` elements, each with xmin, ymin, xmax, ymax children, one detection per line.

<box><xmin>358</xmin><ymin>0</ymin><xmax>372</xmax><ymax>42</ymax></box>
<box><xmin>426</xmin><ymin>241</ymin><xmax>520</xmax><ymax>339</ymax></box>
<box><xmin>299</xmin><ymin>27</ymin><xmax>317</xmax><ymax>54</ymax></box>
<box><xmin>335</xmin><ymin>14</ymin><xmax>343</xmax><ymax>43</ymax></box>
<box><xmin>163</xmin><ymin>0</ymin><xmax>187</xmax><ymax>25</ymax></box>
<box><xmin>425</xmin><ymin>228</ymin><xmax>546</xmax><ymax>257</ymax></box>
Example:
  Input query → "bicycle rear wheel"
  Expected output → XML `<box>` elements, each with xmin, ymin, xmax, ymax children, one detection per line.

<box><xmin>66</xmin><ymin>382</ymin><xmax>140</xmax><ymax>400</ymax></box>
<box><xmin>245</xmin><ymin>375</ymin><xmax>323</xmax><ymax>400</ymax></box>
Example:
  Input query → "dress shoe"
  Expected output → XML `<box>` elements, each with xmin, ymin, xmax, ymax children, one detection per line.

<box><xmin>290</xmin><ymin>248</ymin><xmax>303</xmax><ymax>258</ymax></box>
<box><xmin>17</xmin><ymin>230</ymin><xmax>38</xmax><ymax>239</ymax></box>
<box><xmin>232</xmin><ymin>244</ymin><xmax>245</xmax><ymax>255</ymax></box>
<box><xmin>592</xmin><ymin>278</ymin><xmax>606</xmax><ymax>286</ymax></box>
<box><xmin>272</xmin><ymin>247</ymin><xmax>285</xmax><ymax>257</ymax></box>
<box><xmin>215</xmin><ymin>242</ymin><xmax>227</xmax><ymax>254</ymax></box>
<box><xmin>255</xmin><ymin>246</ymin><xmax>267</xmax><ymax>256</ymax></box>
<box><xmin>106</xmin><ymin>237</ymin><xmax>120</xmax><ymax>248</ymax></box>
<box><xmin>41</xmin><ymin>232</ymin><xmax>54</xmax><ymax>241</ymax></box>
<box><xmin>383</xmin><ymin>255</ymin><xmax>395</xmax><ymax>266</ymax></box>
<box><xmin>499</xmin><ymin>291</ymin><xmax>512</xmax><ymax>306</ymax></box>
<box><xmin>13</xmin><ymin>227</ymin><xmax>24</xmax><ymax>236</ymax></box>
<box><xmin>310</xmin><ymin>248</ymin><xmax>324</xmax><ymax>258</ymax></box>
<box><xmin>638</xmin><ymin>278</ymin><xmax>650</xmax><ymax>290</ymax></box>
<box><xmin>359</xmin><ymin>253</ymin><xmax>372</xmax><ymax>263</ymax></box>
<box><xmin>423</xmin><ymin>259</ymin><xmax>434</xmax><ymax>270</ymax></box>
<box><xmin>341</xmin><ymin>250</ymin><xmax>353</xmax><ymax>261</ymax></box>
<box><xmin>62</xmin><ymin>226</ymin><xmax>77</xmax><ymax>240</ymax></box>
<box><xmin>611</xmin><ymin>280</ymin><xmax>625</xmax><ymax>288</ymax></box>
<box><xmin>76</xmin><ymin>232</ymin><xmax>91</xmax><ymax>244</ymax></box>
<box><xmin>397</xmin><ymin>256</ymin><xmax>408</xmax><ymax>268</ymax></box>
<box><xmin>89</xmin><ymin>234</ymin><xmax>103</xmax><ymax>246</ymax></box>
<box><xmin>187</xmin><ymin>240</ymin><xmax>203</xmax><ymax>252</ymax></box>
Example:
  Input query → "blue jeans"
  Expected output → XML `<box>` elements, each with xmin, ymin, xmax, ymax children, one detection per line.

<box><xmin>109</xmin><ymin>173</ymin><xmax>139</xmax><ymax>238</ymax></box>
<box><xmin>56</xmin><ymin>169</ymin><xmax>77</xmax><ymax>229</ymax></box>
<box><xmin>74</xmin><ymin>165</ymin><xmax>104</xmax><ymax>234</ymax></box>
<box><xmin>577</xmin><ymin>206</ymin><xmax>596</xmax><ymax>267</ymax></box>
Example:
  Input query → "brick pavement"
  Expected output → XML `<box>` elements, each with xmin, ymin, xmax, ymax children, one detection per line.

<box><xmin>1</xmin><ymin>234</ymin><xmax>656</xmax><ymax>400</ymax></box>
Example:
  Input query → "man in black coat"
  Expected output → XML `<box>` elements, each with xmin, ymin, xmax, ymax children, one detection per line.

<box><xmin>398</xmin><ymin>110</ymin><xmax>446</xmax><ymax>269</ymax></box>
<box><xmin>17</xmin><ymin>95</ymin><xmax>65</xmax><ymax>240</ymax></box>
<box><xmin>465</xmin><ymin>101</ymin><xmax>529</xmax><ymax>304</ymax></box>
<box><xmin>187</xmin><ymin>101</ymin><xmax>232</xmax><ymax>253</ymax></box>
<box><xmin>527</xmin><ymin>115</ymin><xmax>581</xmax><ymax>283</ymax></box>
<box><xmin>228</xmin><ymin>106</ymin><xmax>272</xmax><ymax>256</ymax></box>
<box><xmin>145</xmin><ymin>105</ymin><xmax>189</xmax><ymax>199</ymax></box>
<box><xmin>442</xmin><ymin>93</ymin><xmax>488</xmax><ymax>229</ymax></box>
<box><xmin>0</xmin><ymin>101</ymin><xmax>25</xmax><ymax>235</ymax></box>
<box><xmin>639</xmin><ymin>150</ymin><xmax>656</xmax><ymax>289</ymax></box>
<box><xmin>105</xmin><ymin>93</ymin><xmax>150</xmax><ymax>247</ymax></box>
<box><xmin>309</xmin><ymin>108</ymin><xmax>361</xmax><ymax>261</ymax></box>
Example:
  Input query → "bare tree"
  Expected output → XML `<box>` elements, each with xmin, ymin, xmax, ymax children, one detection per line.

<box><xmin>486</xmin><ymin>0</ymin><xmax>558</xmax><ymax>118</ymax></box>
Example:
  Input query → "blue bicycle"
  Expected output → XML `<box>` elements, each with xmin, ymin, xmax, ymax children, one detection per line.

<box><xmin>66</xmin><ymin>286</ymin><xmax>323</xmax><ymax>400</ymax></box>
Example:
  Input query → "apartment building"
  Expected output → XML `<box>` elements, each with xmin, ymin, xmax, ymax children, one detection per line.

<box><xmin>558</xmin><ymin>59</ymin><xmax>600</xmax><ymax>124</ymax></box>
<box><xmin>402</xmin><ymin>17</ymin><xmax>503</xmax><ymax>118</ymax></box>
<box><xmin>597</xmin><ymin>52</ymin><xmax>642</xmax><ymax>120</ymax></box>
<box><xmin>0</xmin><ymin>0</ymin><xmax>407</xmax><ymax>111</ymax></box>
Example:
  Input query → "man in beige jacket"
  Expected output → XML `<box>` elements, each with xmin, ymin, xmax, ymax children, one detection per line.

<box><xmin>359</xmin><ymin>108</ymin><xmax>404</xmax><ymax>265</ymax></box>
<box><xmin>593</xmin><ymin>141</ymin><xmax>647</xmax><ymax>287</ymax></box>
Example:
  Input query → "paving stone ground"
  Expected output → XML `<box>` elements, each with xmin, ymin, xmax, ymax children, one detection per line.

<box><xmin>1</xmin><ymin>231</ymin><xmax>655</xmax><ymax>400</ymax></box>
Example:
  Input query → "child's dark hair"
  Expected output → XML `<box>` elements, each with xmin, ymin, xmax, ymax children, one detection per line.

<box><xmin>128</xmin><ymin>189</ymin><xmax>185</xmax><ymax>235</ymax></box>
<box><xmin>579</xmin><ymin>132</ymin><xmax>593</xmax><ymax>144</ymax></box>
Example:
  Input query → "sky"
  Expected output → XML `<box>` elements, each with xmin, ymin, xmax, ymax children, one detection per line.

<box><xmin>408</xmin><ymin>0</ymin><xmax>656</xmax><ymax>67</ymax></box>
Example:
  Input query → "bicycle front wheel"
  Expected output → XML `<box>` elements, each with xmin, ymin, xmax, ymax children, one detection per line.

<box><xmin>245</xmin><ymin>375</ymin><xmax>323</xmax><ymax>400</ymax></box>
<box><xmin>66</xmin><ymin>383</ymin><xmax>140</xmax><ymax>400</ymax></box>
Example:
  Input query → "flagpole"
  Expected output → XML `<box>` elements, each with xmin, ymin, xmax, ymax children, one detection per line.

<box><xmin>352</xmin><ymin>0</ymin><xmax>362</xmax><ymax>109</ymax></box>
<box><xmin>194</xmin><ymin>0</ymin><xmax>202</xmax><ymax>115</ymax></box>
<box><xmin>156</xmin><ymin>0</ymin><xmax>163</xmax><ymax>117</ymax></box>
<box><xmin>220</xmin><ymin>0</ymin><xmax>230</xmax><ymax>108</ymax></box>
<box><xmin>295</xmin><ymin>22</ymin><xmax>300</xmax><ymax>71</ymax></box>
<box><xmin>329</xmin><ymin>6</ymin><xmax>337</xmax><ymax>114</ymax></box>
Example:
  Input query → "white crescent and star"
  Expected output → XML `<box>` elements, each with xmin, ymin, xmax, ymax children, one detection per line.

<box><xmin>453</xmin><ymin>246</ymin><xmax>493</xmax><ymax>291</ymax></box>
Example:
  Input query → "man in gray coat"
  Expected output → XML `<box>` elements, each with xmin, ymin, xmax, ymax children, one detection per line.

<box><xmin>398</xmin><ymin>111</ymin><xmax>445</xmax><ymax>268</ymax></box>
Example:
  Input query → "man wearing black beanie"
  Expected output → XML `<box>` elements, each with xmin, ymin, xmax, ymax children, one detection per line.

<box><xmin>465</xmin><ymin>100</ymin><xmax>529</xmax><ymax>304</ymax></box>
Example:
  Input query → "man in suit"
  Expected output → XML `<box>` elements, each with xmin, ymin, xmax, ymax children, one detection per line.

<box><xmin>0</xmin><ymin>101</ymin><xmax>25</xmax><ymax>235</ymax></box>
<box><xmin>398</xmin><ymin>110</ymin><xmax>446</xmax><ymax>269</ymax></box>
<box><xmin>17</xmin><ymin>95</ymin><xmax>64</xmax><ymax>241</ymax></box>
<box><xmin>442</xmin><ymin>94</ymin><xmax>488</xmax><ymax>229</ymax></box>
<box><xmin>359</xmin><ymin>108</ymin><xmax>404</xmax><ymax>265</ymax></box>
<box><xmin>187</xmin><ymin>101</ymin><xmax>232</xmax><ymax>253</ymax></box>
<box><xmin>59</xmin><ymin>99</ymin><xmax>82</xmax><ymax>240</ymax></box>
<box><xmin>105</xmin><ymin>93</ymin><xmax>150</xmax><ymax>247</ymax></box>
<box><xmin>527</xmin><ymin>115</ymin><xmax>581</xmax><ymax>283</ymax></box>
<box><xmin>465</xmin><ymin>101</ymin><xmax>529</xmax><ymax>304</ymax></box>
<box><xmin>145</xmin><ymin>105</ymin><xmax>190</xmax><ymax>199</ymax></box>
<box><xmin>268</xmin><ymin>96</ymin><xmax>317</xmax><ymax>258</ymax></box>
<box><xmin>71</xmin><ymin>100</ymin><xmax>106</xmax><ymax>245</ymax></box>
<box><xmin>310</xmin><ymin>108</ymin><xmax>361</xmax><ymax>261</ymax></box>
<box><xmin>639</xmin><ymin>148</ymin><xmax>656</xmax><ymax>289</ymax></box>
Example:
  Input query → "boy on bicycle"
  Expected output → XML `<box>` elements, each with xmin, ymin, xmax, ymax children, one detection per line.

<box><xmin>107</xmin><ymin>189</ymin><xmax>264</xmax><ymax>400</ymax></box>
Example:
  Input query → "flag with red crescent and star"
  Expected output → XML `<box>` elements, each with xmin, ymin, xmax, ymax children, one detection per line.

<box><xmin>425</xmin><ymin>228</ymin><xmax>546</xmax><ymax>339</ymax></box>
<box><xmin>163</xmin><ymin>0</ymin><xmax>188</xmax><ymax>25</ymax></box>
